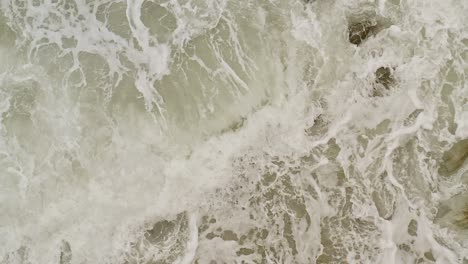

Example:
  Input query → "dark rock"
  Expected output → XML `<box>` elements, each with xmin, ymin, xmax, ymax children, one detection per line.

<box><xmin>348</xmin><ymin>21</ymin><xmax>376</xmax><ymax>45</ymax></box>
<box><xmin>455</xmin><ymin>208</ymin><xmax>468</xmax><ymax>229</ymax></box>
<box><xmin>375</xmin><ymin>67</ymin><xmax>394</xmax><ymax>89</ymax></box>
<box><xmin>372</xmin><ymin>67</ymin><xmax>395</xmax><ymax>97</ymax></box>
<box><xmin>60</xmin><ymin>241</ymin><xmax>72</xmax><ymax>264</ymax></box>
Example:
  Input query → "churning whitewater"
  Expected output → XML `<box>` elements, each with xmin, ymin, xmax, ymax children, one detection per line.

<box><xmin>0</xmin><ymin>0</ymin><xmax>468</xmax><ymax>263</ymax></box>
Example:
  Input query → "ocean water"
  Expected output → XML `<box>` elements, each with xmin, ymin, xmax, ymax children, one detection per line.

<box><xmin>0</xmin><ymin>0</ymin><xmax>467</xmax><ymax>263</ymax></box>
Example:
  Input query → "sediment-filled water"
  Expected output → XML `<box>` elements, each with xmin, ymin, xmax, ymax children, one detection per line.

<box><xmin>1</xmin><ymin>0</ymin><xmax>467</xmax><ymax>263</ymax></box>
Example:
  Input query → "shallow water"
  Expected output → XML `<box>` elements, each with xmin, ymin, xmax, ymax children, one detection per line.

<box><xmin>0</xmin><ymin>0</ymin><xmax>467</xmax><ymax>263</ymax></box>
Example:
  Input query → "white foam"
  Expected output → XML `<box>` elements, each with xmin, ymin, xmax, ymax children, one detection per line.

<box><xmin>0</xmin><ymin>0</ymin><xmax>467</xmax><ymax>263</ymax></box>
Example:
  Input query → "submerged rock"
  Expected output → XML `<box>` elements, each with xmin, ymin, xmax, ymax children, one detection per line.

<box><xmin>372</xmin><ymin>67</ymin><xmax>395</xmax><ymax>96</ymax></box>
<box><xmin>435</xmin><ymin>193</ymin><xmax>468</xmax><ymax>232</ymax></box>
<box><xmin>60</xmin><ymin>241</ymin><xmax>72</xmax><ymax>264</ymax></box>
<box><xmin>438</xmin><ymin>139</ymin><xmax>468</xmax><ymax>176</ymax></box>
<box><xmin>404</xmin><ymin>109</ymin><xmax>423</xmax><ymax>126</ymax></box>
<box><xmin>454</xmin><ymin>208</ymin><xmax>468</xmax><ymax>229</ymax></box>
<box><xmin>3</xmin><ymin>246</ymin><xmax>29</xmax><ymax>263</ymax></box>
<box><xmin>305</xmin><ymin>114</ymin><xmax>328</xmax><ymax>137</ymax></box>
<box><xmin>375</xmin><ymin>67</ymin><xmax>394</xmax><ymax>89</ymax></box>
<box><xmin>348</xmin><ymin>21</ymin><xmax>376</xmax><ymax>45</ymax></box>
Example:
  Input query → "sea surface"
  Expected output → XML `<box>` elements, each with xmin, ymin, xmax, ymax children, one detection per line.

<box><xmin>0</xmin><ymin>0</ymin><xmax>467</xmax><ymax>263</ymax></box>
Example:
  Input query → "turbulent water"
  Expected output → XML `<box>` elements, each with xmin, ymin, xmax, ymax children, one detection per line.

<box><xmin>1</xmin><ymin>0</ymin><xmax>468</xmax><ymax>263</ymax></box>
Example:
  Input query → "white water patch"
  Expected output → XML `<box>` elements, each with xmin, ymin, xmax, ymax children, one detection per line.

<box><xmin>1</xmin><ymin>0</ymin><xmax>468</xmax><ymax>263</ymax></box>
